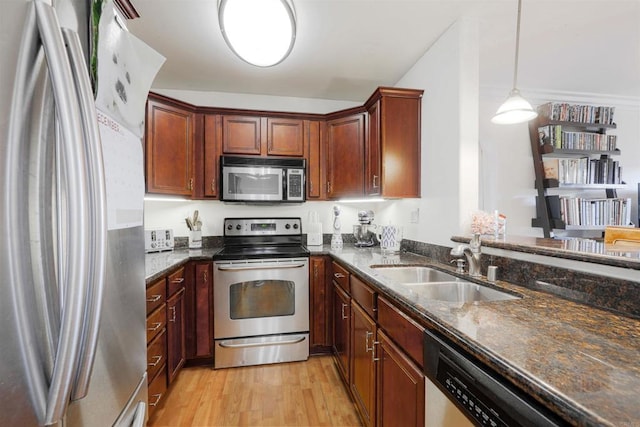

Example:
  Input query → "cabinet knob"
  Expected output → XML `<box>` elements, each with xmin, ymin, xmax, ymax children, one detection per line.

<box><xmin>372</xmin><ymin>175</ymin><xmax>379</xmax><ymax>189</ymax></box>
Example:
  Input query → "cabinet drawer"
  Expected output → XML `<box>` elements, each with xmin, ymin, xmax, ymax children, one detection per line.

<box><xmin>147</xmin><ymin>363</ymin><xmax>168</xmax><ymax>416</ymax></box>
<box><xmin>351</xmin><ymin>275</ymin><xmax>376</xmax><ymax>319</ymax></box>
<box><xmin>147</xmin><ymin>327</ymin><xmax>167</xmax><ymax>383</ymax></box>
<box><xmin>377</xmin><ymin>296</ymin><xmax>424</xmax><ymax>368</ymax></box>
<box><xmin>147</xmin><ymin>303</ymin><xmax>166</xmax><ymax>344</ymax></box>
<box><xmin>146</xmin><ymin>278</ymin><xmax>166</xmax><ymax>315</ymax></box>
<box><xmin>167</xmin><ymin>266</ymin><xmax>186</xmax><ymax>297</ymax></box>
<box><xmin>332</xmin><ymin>261</ymin><xmax>350</xmax><ymax>293</ymax></box>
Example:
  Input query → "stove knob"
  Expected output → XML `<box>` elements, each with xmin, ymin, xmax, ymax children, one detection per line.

<box><xmin>293</xmin><ymin>223</ymin><xmax>299</xmax><ymax>229</ymax></box>
<box><xmin>285</xmin><ymin>224</ymin><xmax>291</xmax><ymax>230</ymax></box>
<box><xmin>236</xmin><ymin>224</ymin><xmax>242</xmax><ymax>230</ymax></box>
<box><xmin>227</xmin><ymin>224</ymin><xmax>233</xmax><ymax>230</ymax></box>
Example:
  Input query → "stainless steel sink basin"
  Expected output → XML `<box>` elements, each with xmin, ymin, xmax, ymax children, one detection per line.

<box><xmin>401</xmin><ymin>281</ymin><xmax>521</xmax><ymax>303</ymax></box>
<box><xmin>372</xmin><ymin>266</ymin><xmax>456</xmax><ymax>283</ymax></box>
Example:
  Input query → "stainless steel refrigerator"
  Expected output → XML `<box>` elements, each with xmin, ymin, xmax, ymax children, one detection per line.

<box><xmin>1</xmin><ymin>0</ymin><xmax>162</xmax><ymax>425</ymax></box>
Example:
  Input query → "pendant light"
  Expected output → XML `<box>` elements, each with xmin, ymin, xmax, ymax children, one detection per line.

<box><xmin>218</xmin><ymin>0</ymin><xmax>296</xmax><ymax>67</ymax></box>
<box><xmin>491</xmin><ymin>0</ymin><xmax>538</xmax><ymax>124</ymax></box>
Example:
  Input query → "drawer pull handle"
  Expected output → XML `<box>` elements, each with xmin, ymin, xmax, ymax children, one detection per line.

<box><xmin>148</xmin><ymin>355</ymin><xmax>163</xmax><ymax>367</ymax></box>
<box><xmin>146</xmin><ymin>295</ymin><xmax>162</xmax><ymax>303</ymax></box>
<box><xmin>171</xmin><ymin>277</ymin><xmax>185</xmax><ymax>284</ymax></box>
<box><xmin>169</xmin><ymin>306</ymin><xmax>176</xmax><ymax>323</ymax></box>
<box><xmin>365</xmin><ymin>331</ymin><xmax>374</xmax><ymax>352</ymax></box>
<box><xmin>341</xmin><ymin>303</ymin><xmax>348</xmax><ymax>320</ymax></box>
<box><xmin>372</xmin><ymin>340</ymin><xmax>380</xmax><ymax>362</ymax></box>
<box><xmin>149</xmin><ymin>393</ymin><xmax>162</xmax><ymax>407</ymax></box>
<box><xmin>148</xmin><ymin>322</ymin><xmax>162</xmax><ymax>332</ymax></box>
<box><xmin>334</xmin><ymin>273</ymin><xmax>345</xmax><ymax>279</ymax></box>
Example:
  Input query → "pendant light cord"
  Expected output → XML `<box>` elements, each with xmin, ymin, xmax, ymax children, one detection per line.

<box><xmin>512</xmin><ymin>0</ymin><xmax>522</xmax><ymax>91</ymax></box>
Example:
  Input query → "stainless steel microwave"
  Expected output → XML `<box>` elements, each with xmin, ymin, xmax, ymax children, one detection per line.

<box><xmin>220</xmin><ymin>156</ymin><xmax>306</xmax><ymax>202</ymax></box>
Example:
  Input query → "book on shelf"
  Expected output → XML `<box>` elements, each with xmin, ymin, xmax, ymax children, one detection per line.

<box><xmin>537</xmin><ymin>102</ymin><xmax>615</xmax><ymax>125</ymax></box>
<box><xmin>559</xmin><ymin>196</ymin><xmax>631</xmax><ymax>227</ymax></box>
<box><xmin>542</xmin><ymin>158</ymin><xmax>559</xmax><ymax>180</ymax></box>
<box><xmin>537</xmin><ymin>124</ymin><xmax>617</xmax><ymax>151</ymax></box>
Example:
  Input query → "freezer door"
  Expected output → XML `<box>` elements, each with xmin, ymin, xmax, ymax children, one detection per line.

<box><xmin>65</xmin><ymin>228</ymin><xmax>147</xmax><ymax>426</ymax></box>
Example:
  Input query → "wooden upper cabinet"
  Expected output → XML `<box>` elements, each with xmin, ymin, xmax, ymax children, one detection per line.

<box><xmin>145</xmin><ymin>96</ymin><xmax>195</xmax><ymax>196</ymax></box>
<box><xmin>267</xmin><ymin>117</ymin><xmax>304</xmax><ymax>156</ymax></box>
<box><xmin>221</xmin><ymin>115</ymin><xmax>262</xmax><ymax>155</ymax></box>
<box><xmin>365</xmin><ymin>100</ymin><xmax>381</xmax><ymax>196</ymax></box>
<box><xmin>203</xmin><ymin>114</ymin><xmax>222</xmax><ymax>198</ymax></box>
<box><xmin>326</xmin><ymin>113</ymin><xmax>365</xmax><ymax>199</ymax></box>
<box><xmin>305</xmin><ymin>120</ymin><xmax>324</xmax><ymax>199</ymax></box>
<box><xmin>365</xmin><ymin>87</ymin><xmax>423</xmax><ymax>198</ymax></box>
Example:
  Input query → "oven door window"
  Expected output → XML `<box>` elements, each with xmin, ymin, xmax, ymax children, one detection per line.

<box><xmin>229</xmin><ymin>279</ymin><xmax>295</xmax><ymax>319</ymax></box>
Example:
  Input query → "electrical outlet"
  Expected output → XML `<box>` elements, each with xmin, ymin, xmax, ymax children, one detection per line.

<box><xmin>410</xmin><ymin>208</ymin><xmax>419</xmax><ymax>223</ymax></box>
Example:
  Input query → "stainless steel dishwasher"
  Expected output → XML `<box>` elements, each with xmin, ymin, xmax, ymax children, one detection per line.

<box><xmin>423</xmin><ymin>329</ymin><xmax>567</xmax><ymax>427</ymax></box>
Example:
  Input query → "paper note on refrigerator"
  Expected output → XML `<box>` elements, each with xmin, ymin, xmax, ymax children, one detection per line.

<box><xmin>97</xmin><ymin>109</ymin><xmax>144</xmax><ymax>230</ymax></box>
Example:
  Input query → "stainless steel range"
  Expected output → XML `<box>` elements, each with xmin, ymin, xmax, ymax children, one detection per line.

<box><xmin>213</xmin><ymin>218</ymin><xmax>310</xmax><ymax>369</ymax></box>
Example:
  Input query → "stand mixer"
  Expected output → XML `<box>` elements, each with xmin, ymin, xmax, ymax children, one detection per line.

<box><xmin>353</xmin><ymin>210</ymin><xmax>377</xmax><ymax>247</ymax></box>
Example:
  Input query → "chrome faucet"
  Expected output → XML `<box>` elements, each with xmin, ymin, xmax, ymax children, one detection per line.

<box><xmin>450</xmin><ymin>233</ymin><xmax>482</xmax><ymax>277</ymax></box>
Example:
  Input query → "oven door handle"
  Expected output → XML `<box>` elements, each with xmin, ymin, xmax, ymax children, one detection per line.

<box><xmin>218</xmin><ymin>336</ymin><xmax>306</xmax><ymax>348</ymax></box>
<box><xmin>216</xmin><ymin>263</ymin><xmax>306</xmax><ymax>272</ymax></box>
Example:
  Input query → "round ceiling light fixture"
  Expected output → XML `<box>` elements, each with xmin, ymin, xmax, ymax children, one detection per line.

<box><xmin>218</xmin><ymin>0</ymin><xmax>297</xmax><ymax>67</ymax></box>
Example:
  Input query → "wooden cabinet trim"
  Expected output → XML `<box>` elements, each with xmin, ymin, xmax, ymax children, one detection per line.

<box><xmin>351</xmin><ymin>275</ymin><xmax>377</xmax><ymax>320</ymax></box>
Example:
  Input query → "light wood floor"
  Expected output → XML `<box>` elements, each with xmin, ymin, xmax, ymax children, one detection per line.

<box><xmin>148</xmin><ymin>355</ymin><xmax>362</xmax><ymax>427</ymax></box>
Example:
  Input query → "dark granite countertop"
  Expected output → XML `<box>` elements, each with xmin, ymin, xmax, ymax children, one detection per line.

<box><xmin>144</xmin><ymin>244</ymin><xmax>640</xmax><ymax>426</ymax></box>
<box><xmin>145</xmin><ymin>248</ymin><xmax>220</xmax><ymax>284</ymax></box>
<box><xmin>451</xmin><ymin>235</ymin><xmax>640</xmax><ymax>270</ymax></box>
<box><xmin>330</xmin><ymin>247</ymin><xmax>640</xmax><ymax>427</ymax></box>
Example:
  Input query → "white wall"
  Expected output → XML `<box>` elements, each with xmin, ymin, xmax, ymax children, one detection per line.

<box><xmin>391</xmin><ymin>18</ymin><xmax>480</xmax><ymax>246</ymax></box>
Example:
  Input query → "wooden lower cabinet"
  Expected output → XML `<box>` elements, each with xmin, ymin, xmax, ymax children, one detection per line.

<box><xmin>332</xmin><ymin>281</ymin><xmax>351</xmax><ymax>382</ymax></box>
<box><xmin>310</xmin><ymin>256</ymin><xmax>331</xmax><ymax>352</ymax></box>
<box><xmin>166</xmin><ymin>287</ymin><xmax>186</xmax><ymax>384</ymax></box>
<box><xmin>351</xmin><ymin>301</ymin><xmax>377</xmax><ymax>427</ymax></box>
<box><xmin>376</xmin><ymin>330</ymin><xmax>425</xmax><ymax>427</ymax></box>
<box><xmin>330</xmin><ymin>261</ymin><xmax>426</xmax><ymax>427</ymax></box>
<box><xmin>185</xmin><ymin>261</ymin><xmax>214</xmax><ymax>361</ymax></box>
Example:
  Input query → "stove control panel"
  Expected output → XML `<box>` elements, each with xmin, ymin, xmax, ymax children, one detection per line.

<box><xmin>224</xmin><ymin>218</ymin><xmax>302</xmax><ymax>237</ymax></box>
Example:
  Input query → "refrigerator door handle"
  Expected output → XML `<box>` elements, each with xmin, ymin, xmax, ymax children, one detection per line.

<box><xmin>61</xmin><ymin>27</ymin><xmax>109</xmax><ymax>403</ymax></box>
<box><xmin>35</xmin><ymin>1</ymin><xmax>91</xmax><ymax>424</ymax></box>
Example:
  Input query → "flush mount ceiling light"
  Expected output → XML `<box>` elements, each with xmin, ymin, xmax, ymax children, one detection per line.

<box><xmin>218</xmin><ymin>0</ymin><xmax>296</xmax><ymax>67</ymax></box>
<box><xmin>492</xmin><ymin>0</ymin><xmax>538</xmax><ymax>125</ymax></box>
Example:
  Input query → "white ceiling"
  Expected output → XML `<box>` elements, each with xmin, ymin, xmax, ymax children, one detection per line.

<box><xmin>126</xmin><ymin>0</ymin><xmax>640</xmax><ymax>103</ymax></box>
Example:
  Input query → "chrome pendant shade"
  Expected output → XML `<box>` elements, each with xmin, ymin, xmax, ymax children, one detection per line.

<box><xmin>218</xmin><ymin>0</ymin><xmax>296</xmax><ymax>67</ymax></box>
<box><xmin>492</xmin><ymin>0</ymin><xmax>537</xmax><ymax>124</ymax></box>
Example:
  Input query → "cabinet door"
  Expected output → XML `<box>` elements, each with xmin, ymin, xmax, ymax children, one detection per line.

<box><xmin>267</xmin><ymin>117</ymin><xmax>304</xmax><ymax>156</ymax></box>
<box><xmin>193</xmin><ymin>262</ymin><xmax>213</xmax><ymax>358</ymax></box>
<box><xmin>305</xmin><ymin>120</ymin><xmax>324</xmax><ymax>199</ymax></box>
<box><xmin>310</xmin><ymin>256</ymin><xmax>330</xmax><ymax>352</ymax></box>
<box><xmin>351</xmin><ymin>301</ymin><xmax>376</xmax><ymax>427</ymax></box>
<box><xmin>166</xmin><ymin>288</ymin><xmax>186</xmax><ymax>384</ymax></box>
<box><xmin>222</xmin><ymin>115</ymin><xmax>262</xmax><ymax>155</ymax></box>
<box><xmin>376</xmin><ymin>330</ymin><xmax>424</xmax><ymax>427</ymax></box>
<box><xmin>379</xmin><ymin>93</ymin><xmax>421</xmax><ymax>198</ymax></box>
<box><xmin>366</xmin><ymin>100</ymin><xmax>381</xmax><ymax>196</ymax></box>
<box><xmin>203</xmin><ymin>114</ymin><xmax>222</xmax><ymax>198</ymax></box>
<box><xmin>332</xmin><ymin>282</ymin><xmax>350</xmax><ymax>382</ymax></box>
<box><xmin>326</xmin><ymin>113</ymin><xmax>365</xmax><ymax>198</ymax></box>
<box><xmin>145</xmin><ymin>98</ymin><xmax>195</xmax><ymax>196</ymax></box>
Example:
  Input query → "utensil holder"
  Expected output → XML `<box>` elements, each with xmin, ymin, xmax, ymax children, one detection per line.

<box><xmin>189</xmin><ymin>230</ymin><xmax>202</xmax><ymax>249</ymax></box>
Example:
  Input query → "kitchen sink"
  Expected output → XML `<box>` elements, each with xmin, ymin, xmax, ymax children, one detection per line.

<box><xmin>401</xmin><ymin>281</ymin><xmax>521</xmax><ymax>303</ymax></box>
<box><xmin>371</xmin><ymin>266</ymin><xmax>457</xmax><ymax>283</ymax></box>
